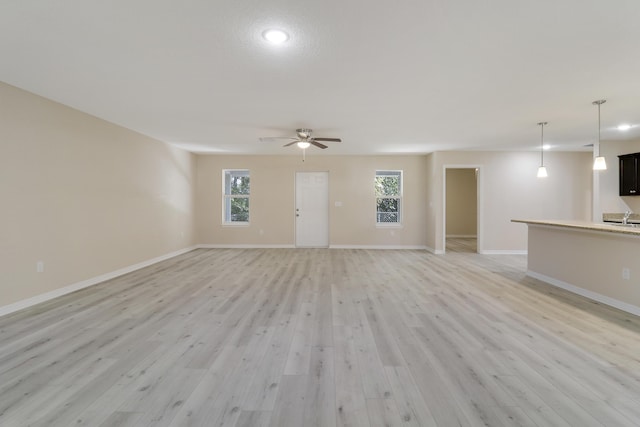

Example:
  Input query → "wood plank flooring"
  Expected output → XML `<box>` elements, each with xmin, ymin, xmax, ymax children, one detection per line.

<box><xmin>446</xmin><ymin>237</ymin><xmax>477</xmax><ymax>253</ymax></box>
<box><xmin>1</xmin><ymin>245</ymin><xmax>640</xmax><ymax>426</ymax></box>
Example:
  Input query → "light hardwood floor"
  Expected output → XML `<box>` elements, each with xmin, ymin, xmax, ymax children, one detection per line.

<box><xmin>1</xmin><ymin>246</ymin><xmax>640</xmax><ymax>426</ymax></box>
<box><xmin>446</xmin><ymin>237</ymin><xmax>477</xmax><ymax>253</ymax></box>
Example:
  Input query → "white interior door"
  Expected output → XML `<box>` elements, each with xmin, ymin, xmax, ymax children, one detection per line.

<box><xmin>295</xmin><ymin>171</ymin><xmax>329</xmax><ymax>247</ymax></box>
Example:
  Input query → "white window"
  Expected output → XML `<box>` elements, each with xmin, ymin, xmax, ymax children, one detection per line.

<box><xmin>223</xmin><ymin>170</ymin><xmax>250</xmax><ymax>224</ymax></box>
<box><xmin>375</xmin><ymin>170</ymin><xmax>402</xmax><ymax>225</ymax></box>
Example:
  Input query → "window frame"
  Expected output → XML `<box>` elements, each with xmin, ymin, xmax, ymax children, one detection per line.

<box><xmin>222</xmin><ymin>169</ymin><xmax>250</xmax><ymax>226</ymax></box>
<box><xmin>375</xmin><ymin>170</ymin><xmax>403</xmax><ymax>226</ymax></box>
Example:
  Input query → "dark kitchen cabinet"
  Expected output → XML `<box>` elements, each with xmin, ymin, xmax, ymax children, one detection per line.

<box><xmin>619</xmin><ymin>152</ymin><xmax>640</xmax><ymax>196</ymax></box>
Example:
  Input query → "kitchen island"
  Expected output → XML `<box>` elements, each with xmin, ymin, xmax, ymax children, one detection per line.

<box><xmin>513</xmin><ymin>219</ymin><xmax>640</xmax><ymax>316</ymax></box>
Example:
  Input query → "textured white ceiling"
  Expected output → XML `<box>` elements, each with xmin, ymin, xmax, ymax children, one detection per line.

<box><xmin>2</xmin><ymin>0</ymin><xmax>640</xmax><ymax>155</ymax></box>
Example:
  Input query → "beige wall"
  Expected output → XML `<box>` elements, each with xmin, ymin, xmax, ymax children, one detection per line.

<box><xmin>427</xmin><ymin>151</ymin><xmax>592</xmax><ymax>253</ymax></box>
<box><xmin>597</xmin><ymin>138</ymin><xmax>640</xmax><ymax>219</ymax></box>
<box><xmin>446</xmin><ymin>168</ymin><xmax>477</xmax><ymax>237</ymax></box>
<box><xmin>196</xmin><ymin>155</ymin><xmax>429</xmax><ymax>248</ymax></box>
<box><xmin>0</xmin><ymin>82</ymin><xmax>197</xmax><ymax>308</ymax></box>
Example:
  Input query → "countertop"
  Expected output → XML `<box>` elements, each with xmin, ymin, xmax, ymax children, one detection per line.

<box><xmin>511</xmin><ymin>219</ymin><xmax>640</xmax><ymax>236</ymax></box>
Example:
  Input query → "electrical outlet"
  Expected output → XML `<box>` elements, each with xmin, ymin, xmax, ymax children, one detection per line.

<box><xmin>622</xmin><ymin>268</ymin><xmax>630</xmax><ymax>280</ymax></box>
<box><xmin>36</xmin><ymin>261</ymin><xmax>44</xmax><ymax>273</ymax></box>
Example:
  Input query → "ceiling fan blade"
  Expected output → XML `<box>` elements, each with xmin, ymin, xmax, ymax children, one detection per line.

<box><xmin>283</xmin><ymin>141</ymin><xmax>300</xmax><ymax>147</ymax></box>
<box><xmin>259</xmin><ymin>137</ymin><xmax>297</xmax><ymax>143</ymax></box>
<box><xmin>311</xmin><ymin>141</ymin><xmax>328</xmax><ymax>149</ymax></box>
<box><xmin>312</xmin><ymin>137</ymin><xmax>342</xmax><ymax>142</ymax></box>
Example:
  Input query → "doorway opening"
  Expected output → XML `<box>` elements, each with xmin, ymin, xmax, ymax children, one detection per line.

<box><xmin>443</xmin><ymin>167</ymin><xmax>481</xmax><ymax>254</ymax></box>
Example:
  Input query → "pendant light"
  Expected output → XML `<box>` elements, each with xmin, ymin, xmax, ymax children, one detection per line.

<box><xmin>592</xmin><ymin>99</ymin><xmax>607</xmax><ymax>170</ymax></box>
<box><xmin>537</xmin><ymin>122</ymin><xmax>548</xmax><ymax>178</ymax></box>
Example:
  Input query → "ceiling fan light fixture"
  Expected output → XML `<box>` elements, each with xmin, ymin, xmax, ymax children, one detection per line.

<box><xmin>297</xmin><ymin>141</ymin><xmax>311</xmax><ymax>149</ymax></box>
<box><xmin>262</xmin><ymin>29</ymin><xmax>289</xmax><ymax>44</ymax></box>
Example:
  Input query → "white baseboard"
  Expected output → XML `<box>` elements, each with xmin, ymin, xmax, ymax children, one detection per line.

<box><xmin>527</xmin><ymin>271</ymin><xmax>640</xmax><ymax>317</ymax></box>
<box><xmin>198</xmin><ymin>244</ymin><xmax>428</xmax><ymax>250</ymax></box>
<box><xmin>0</xmin><ymin>246</ymin><xmax>198</xmax><ymax>318</ymax></box>
<box><xmin>195</xmin><ymin>243</ymin><xmax>494</xmax><ymax>253</ymax></box>
<box><xmin>446</xmin><ymin>234</ymin><xmax>477</xmax><ymax>238</ymax></box>
<box><xmin>197</xmin><ymin>244</ymin><xmax>296</xmax><ymax>249</ymax></box>
<box><xmin>480</xmin><ymin>250</ymin><xmax>527</xmax><ymax>255</ymax></box>
<box><xmin>424</xmin><ymin>246</ymin><xmax>444</xmax><ymax>255</ymax></box>
<box><xmin>431</xmin><ymin>247</ymin><xmax>524</xmax><ymax>256</ymax></box>
<box><xmin>329</xmin><ymin>245</ymin><xmax>428</xmax><ymax>250</ymax></box>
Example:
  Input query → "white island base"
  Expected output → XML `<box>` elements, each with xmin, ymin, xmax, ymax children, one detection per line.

<box><xmin>513</xmin><ymin>220</ymin><xmax>640</xmax><ymax>316</ymax></box>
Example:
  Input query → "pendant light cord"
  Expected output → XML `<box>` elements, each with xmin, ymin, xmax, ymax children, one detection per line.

<box><xmin>538</xmin><ymin>122</ymin><xmax>547</xmax><ymax>166</ymax></box>
<box><xmin>541</xmin><ymin>123</ymin><xmax>544</xmax><ymax>165</ymax></box>
<box><xmin>593</xmin><ymin>99</ymin><xmax>606</xmax><ymax>156</ymax></box>
<box><xmin>597</xmin><ymin>102</ymin><xmax>601</xmax><ymax>156</ymax></box>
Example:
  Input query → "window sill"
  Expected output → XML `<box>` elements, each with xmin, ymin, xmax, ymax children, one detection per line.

<box><xmin>222</xmin><ymin>222</ymin><xmax>250</xmax><ymax>227</ymax></box>
<box><xmin>376</xmin><ymin>223</ymin><xmax>403</xmax><ymax>228</ymax></box>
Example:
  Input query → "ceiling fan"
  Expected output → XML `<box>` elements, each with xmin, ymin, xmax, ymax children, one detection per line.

<box><xmin>259</xmin><ymin>128</ymin><xmax>342</xmax><ymax>150</ymax></box>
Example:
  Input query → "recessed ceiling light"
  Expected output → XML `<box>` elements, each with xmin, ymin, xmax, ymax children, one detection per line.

<box><xmin>617</xmin><ymin>124</ymin><xmax>632</xmax><ymax>131</ymax></box>
<box><xmin>262</xmin><ymin>29</ymin><xmax>289</xmax><ymax>44</ymax></box>
<box><xmin>543</xmin><ymin>144</ymin><xmax>551</xmax><ymax>150</ymax></box>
